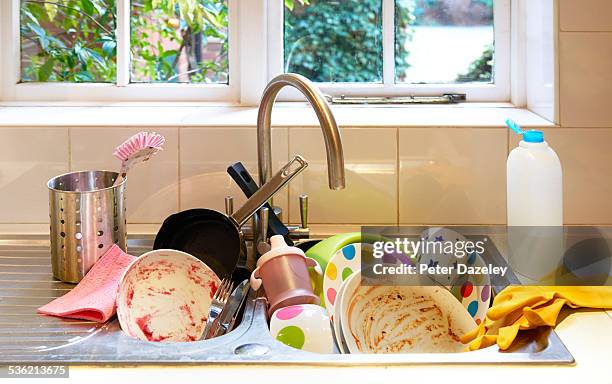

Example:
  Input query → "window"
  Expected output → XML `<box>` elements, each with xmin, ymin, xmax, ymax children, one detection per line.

<box><xmin>130</xmin><ymin>1</ymin><xmax>228</xmax><ymax>84</ymax></box>
<box><xmin>2</xmin><ymin>0</ymin><xmax>236</xmax><ymax>101</ymax></box>
<box><xmin>20</xmin><ymin>0</ymin><xmax>117</xmax><ymax>83</ymax></box>
<box><xmin>0</xmin><ymin>0</ymin><xmax>510</xmax><ymax>103</ymax></box>
<box><xmin>273</xmin><ymin>0</ymin><xmax>510</xmax><ymax>101</ymax></box>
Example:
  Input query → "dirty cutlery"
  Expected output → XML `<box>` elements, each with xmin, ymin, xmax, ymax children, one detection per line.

<box><xmin>213</xmin><ymin>279</ymin><xmax>250</xmax><ymax>337</ymax></box>
<box><xmin>202</xmin><ymin>277</ymin><xmax>234</xmax><ymax>340</ymax></box>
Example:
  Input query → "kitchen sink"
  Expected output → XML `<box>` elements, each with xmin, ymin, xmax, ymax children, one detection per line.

<box><xmin>0</xmin><ymin>234</ymin><xmax>574</xmax><ymax>365</ymax></box>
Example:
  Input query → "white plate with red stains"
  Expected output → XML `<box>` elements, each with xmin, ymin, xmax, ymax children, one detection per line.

<box><xmin>116</xmin><ymin>249</ymin><xmax>220</xmax><ymax>342</ymax></box>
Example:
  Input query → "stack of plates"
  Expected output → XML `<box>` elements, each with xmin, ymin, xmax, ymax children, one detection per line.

<box><xmin>323</xmin><ymin>229</ymin><xmax>492</xmax><ymax>354</ymax></box>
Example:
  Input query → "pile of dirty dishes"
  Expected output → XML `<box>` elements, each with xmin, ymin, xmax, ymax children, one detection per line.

<box><xmin>268</xmin><ymin>229</ymin><xmax>493</xmax><ymax>354</ymax></box>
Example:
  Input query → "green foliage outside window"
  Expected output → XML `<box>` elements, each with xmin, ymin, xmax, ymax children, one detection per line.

<box><xmin>20</xmin><ymin>0</ymin><xmax>228</xmax><ymax>83</ymax></box>
<box><xmin>20</xmin><ymin>0</ymin><xmax>117</xmax><ymax>82</ymax></box>
<box><xmin>20</xmin><ymin>0</ymin><xmax>491</xmax><ymax>85</ymax></box>
<box><xmin>284</xmin><ymin>0</ymin><xmax>414</xmax><ymax>83</ymax></box>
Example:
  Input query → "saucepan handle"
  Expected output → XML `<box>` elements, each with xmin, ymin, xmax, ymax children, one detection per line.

<box><xmin>227</xmin><ymin>162</ymin><xmax>293</xmax><ymax>244</ymax></box>
<box><xmin>232</xmin><ymin>155</ymin><xmax>308</xmax><ymax>227</ymax></box>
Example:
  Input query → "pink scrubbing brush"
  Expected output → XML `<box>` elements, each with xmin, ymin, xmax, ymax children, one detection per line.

<box><xmin>112</xmin><ymin>131</ymin><xmax>165</xmax><ymax>187</ymax></box>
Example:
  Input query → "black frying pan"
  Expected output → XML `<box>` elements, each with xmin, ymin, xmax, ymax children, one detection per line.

<box><xmin>154</xmin><ymin>156</ymin><xmax>308</xmax><ymax>278</ymax></box>
<box><xmin>227</xmin><ymin>162</ymin><xmax>293</xmax><ymax>245</ymax></box>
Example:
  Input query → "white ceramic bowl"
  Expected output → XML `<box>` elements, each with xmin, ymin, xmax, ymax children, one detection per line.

<box><xmin>332</xmin><ymin>275</ymin><xmax>353</xmax><ymax>354</ymax></box>
<box><xmin>117</xmin><ymin>249</ymin><xmax>220</xmax><ymax>342</ymax></box>
<box><xmin>339</xmin><ymin>272</ymin><xmax>476</xmax><ymax>354</ymax></box>
<box><xmin>269</xmin><ymin>304</ymin><xmax>334</xmax><ymax>354</ymax></box>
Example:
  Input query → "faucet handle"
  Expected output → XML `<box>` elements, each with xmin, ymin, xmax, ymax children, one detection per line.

<box><xmin>224</xmin><ymin>195</ymin><xmax>234</xmax><ymax>216</ymax></box>
<box><xmin>299</xmin><ymin>194</ymin><xmax>308</xmax><ymax>229</ymax></box>
<box><xmin>286</xmin><ymin>194</ymin><xmax>310</xmax><ymax>241</ymax></box>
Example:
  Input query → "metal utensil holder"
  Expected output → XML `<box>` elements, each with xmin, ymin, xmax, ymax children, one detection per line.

<box><xmin>48</xmin><ymin>170</ymin><xmax>127</xmax><ymax>283</ymax></box>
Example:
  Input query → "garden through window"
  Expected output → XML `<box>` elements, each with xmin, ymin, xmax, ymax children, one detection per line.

<box><xmin>283</xmin><ymin>0</ymin><xmax>495</xmax><ymax>86</ymax></box>
<box><xmin>19</xmin><ymin>0</ymin><xmax>229</xmax><ymax>84</ymax></box>
<box><xmin>20</xmin><ymin>0</ymin><xmax>117</xmax><ymax>82</ymax></box>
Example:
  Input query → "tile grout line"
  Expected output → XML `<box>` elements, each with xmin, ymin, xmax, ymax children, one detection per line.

<box><xmin>67</xmin><ymin>128</ymin><xmax>72</xmax><ymax>171</ymax></box>
<box><xmin>177</xmin><ymin>127</ymin><xmax>182</xmax><ymax>211</ymax></box>
<box><xmin>396</xmin><ymin>127</ymin><xmax>400</xmax><ymax>226</ymax></box>
<box><xmin>287</xmin><ymin>127</ymin><xmax>291</xmax><ymax>224</ymax></box>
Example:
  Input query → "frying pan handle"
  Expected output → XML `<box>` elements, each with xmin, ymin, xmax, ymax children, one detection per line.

<box><xmin>232</xmin><ymin>156</ymin><xmax>308</xmax><ymax>227</ymax></box>
<box><xmin>227</xmin><ymin>162</ymin><xmax>292</xmax><ymax>243</ymax></box>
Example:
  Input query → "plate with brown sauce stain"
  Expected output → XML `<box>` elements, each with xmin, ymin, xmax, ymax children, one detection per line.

<box><xmin>339</xmin><ymin>273</ymin><xmax>476</xmax><ymax>354</ymax></box>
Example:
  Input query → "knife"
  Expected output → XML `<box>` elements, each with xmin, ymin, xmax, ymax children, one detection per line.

<box><xmin>213</xmin><ymin>280</ymin><xmax>250</xmax><ymax>337</ymax></box>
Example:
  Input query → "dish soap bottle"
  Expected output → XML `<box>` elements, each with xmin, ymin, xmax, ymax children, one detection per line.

<box><xmin>506</xmin><ymin>119</ymin><xmax>563</xmax><ymax>226</ymax></box>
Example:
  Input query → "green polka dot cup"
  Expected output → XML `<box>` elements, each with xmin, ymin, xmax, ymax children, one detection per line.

<box><xmin>269</xmin><ymin>304</ymin><xmax>334</xmax><ymax>354</ymax></box>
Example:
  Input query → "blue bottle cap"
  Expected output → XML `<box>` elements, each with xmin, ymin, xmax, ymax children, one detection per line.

<box><xmin>505</xmin><ymin>119</ymin><xmax>544</xmax><ymax>143</ymax></box>
<box><xmin>523</xmin><ymin>130</ymin><xmax>544</xmax><ymax>143</ymax></box>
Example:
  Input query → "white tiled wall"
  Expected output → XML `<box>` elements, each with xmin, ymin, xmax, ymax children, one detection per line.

<box><xmin>0</xmin><ymin>128</ymin><xmax>69</xmax><ymax>223</ymax></box>
<box><xmin>399</xmin><ymin>128</ymin><xmax>506</xmax><ymax>225</ymax></box>
<box><xmin>558</xmin><ymin>0</ymin><xmax>612</xmax><ymax>127</ymax></box>
<box><xmin>0</xmin><ymin>121</ymin><xmax>609</xmax><ymax>226</ymax></box>
<box><xmin>559</xmin><ymin>0</ymin><xmax>612</xmax><ymax>32</ymax></box>
<box><xmin>551</xmin><ymin>0</ymin><xmax>612</xmax><ymax>225</ymax></box>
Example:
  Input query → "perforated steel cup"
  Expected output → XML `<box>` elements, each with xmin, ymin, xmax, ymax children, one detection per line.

<box><xmin>48</xmin><ymin>170</ymin><xmax>127</xmax><ymax>283</ymax></box>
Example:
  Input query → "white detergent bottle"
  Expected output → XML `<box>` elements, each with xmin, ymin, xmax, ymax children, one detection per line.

<box><xmin>506</xmin><ymin>119</ymin><xmax>563</xmax><ymax>225</ymax></box>
<box><xmin>506</xmin><ymin>119</ymin><xmax>564</xmax><ymax>280</ymax></box>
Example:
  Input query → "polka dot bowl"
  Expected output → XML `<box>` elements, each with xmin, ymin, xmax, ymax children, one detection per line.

<box><xmin>269</xmin><ymin>304</ymin><xmax>334</xmax><ymax>354</ymax></box>
<box><xmin>448</xmin><ymin>250</ymin><xmax>492</xmax><ymax>324</ymax></box>
<box><xmin>322</xmin><ymin>243</ymin><xmax>367</xmax><ymax>318</ymax></box>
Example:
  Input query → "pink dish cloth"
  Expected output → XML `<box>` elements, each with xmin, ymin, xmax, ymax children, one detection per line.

<box><xmin>38</xmin><ymin>244</ymin><xmax>136</xmax><ymax>322</ymax></box>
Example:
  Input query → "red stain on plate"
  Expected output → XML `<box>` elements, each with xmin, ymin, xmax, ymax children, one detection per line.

<box><xmin>135</xmin><ymin>314</ymin><xmax>167</xmax><ymax>342</ymax></box>
<box><xmin>180</xmin><ymin>303</ymin><xmax>196</xmax><ymax>326</ymax></box>
<box><xmin>126</xmin><ymin>287</ymin><xmax>134</xmax><ymax>307</ymax></box>
<box><xmin>208</xmin><ymin>280</ymin><xmax>218</xmax><ymax>299</ymax></box>
<box><xmin>187</xmin><ymin>264</ymin><xmax>205</xmax><ymax>287</ymax></box>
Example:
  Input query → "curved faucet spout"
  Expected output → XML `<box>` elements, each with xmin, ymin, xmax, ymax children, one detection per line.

<box><xmin>257</xmin><ymin>73</ymin><xmax>345</xmax><ymax>190</ymax></box>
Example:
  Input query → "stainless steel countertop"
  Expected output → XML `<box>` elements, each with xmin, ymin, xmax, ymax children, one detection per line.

<box><xmin>0</xmin><ymin>234</ymin><xmax>574</xmax><ymax>365</ymax></box>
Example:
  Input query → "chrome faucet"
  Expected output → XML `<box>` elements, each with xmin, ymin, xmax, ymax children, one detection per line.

<box><xmin>257</xmin><ymin>73</ymin><xmax>346</xmax><ymax>191</ymax></box>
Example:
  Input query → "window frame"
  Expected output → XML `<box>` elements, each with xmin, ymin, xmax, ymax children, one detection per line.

<box><xmin>0</xmin><ymin>0</ymin><xmax>240</xmax><ymax>102</ymax></box>
<box><xmin>267</xmin><ymin>0</ymin><xmax>511</xmax><ymax>102</ymax></box>
<box><xmin>0</xmin><ymin>0</ymin><xmax>511</xmax><ymax>104</ymax></box>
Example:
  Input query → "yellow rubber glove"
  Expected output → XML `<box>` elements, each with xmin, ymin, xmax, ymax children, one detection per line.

<box><xmin>461</xmin><ymin>286</ymin><xmax>612</xmax><ymax>351</ymax></box>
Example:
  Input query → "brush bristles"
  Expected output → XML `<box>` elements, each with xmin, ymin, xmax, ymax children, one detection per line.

<box><xmin>113</xmin><ymin>132</ymin><xmax>166</xmax><ymax>161</ymax></box>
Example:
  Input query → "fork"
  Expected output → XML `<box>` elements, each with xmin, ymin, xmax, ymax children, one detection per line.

<box><xmin>201</xmin><ymin>277</ymin><xmax>234</xmax><ymax>340</ymax></box>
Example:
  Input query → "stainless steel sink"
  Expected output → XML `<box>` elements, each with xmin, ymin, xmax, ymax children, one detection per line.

<box><xmin>0</xmin><ymin>235</ymin><xmax>574</xmax><ymax>365</ymax></box>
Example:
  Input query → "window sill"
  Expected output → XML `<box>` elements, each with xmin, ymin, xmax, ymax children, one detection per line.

<box><xmin>0</xmin><ymin>102</ymin><xmax>555</xmax><ymax>128</ymax></box>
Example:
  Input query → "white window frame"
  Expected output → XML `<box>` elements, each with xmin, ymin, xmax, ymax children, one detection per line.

<box><xmin>0</xmin><ymin>0</ymin><xmax>241</xmax><ymax>102</ymax></box>
<box><xmin>0</xmin><ymin>0</ymin><xmax>510</xmax><ymax>103</ymax></box>
<box><xmin>267</xmin><ymin>0</ymin><xmax>511</xmax><ymax>102</ymax></box>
